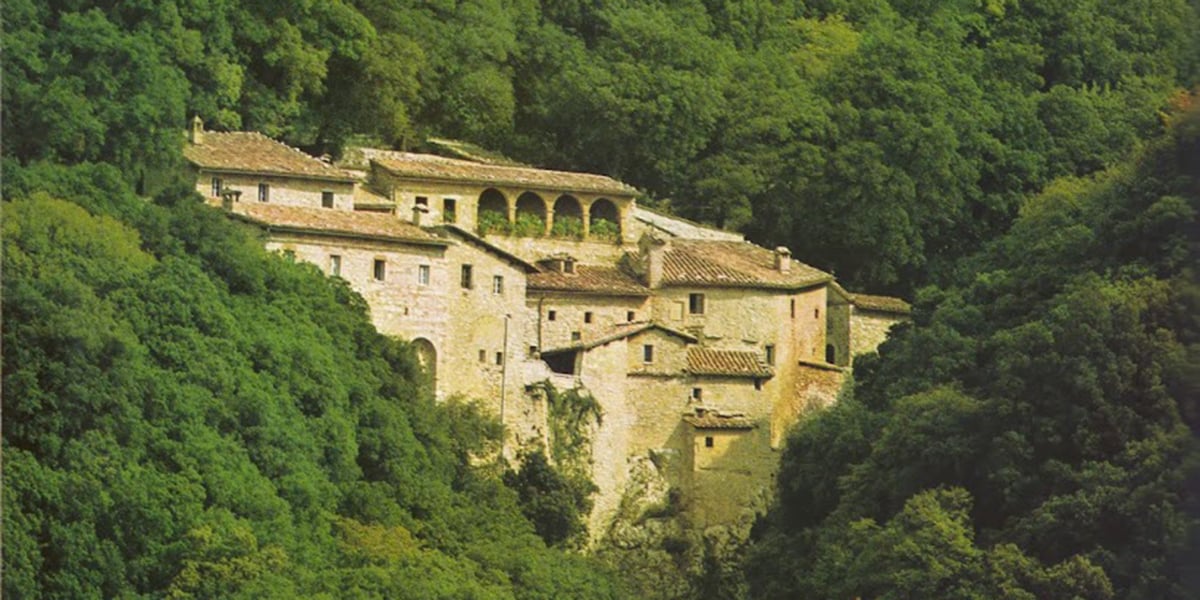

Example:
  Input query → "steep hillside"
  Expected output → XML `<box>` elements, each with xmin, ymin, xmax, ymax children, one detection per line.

<box><xmin>744</xmin><ymin>99</ymin><xmax>1200</xmax><ymax>599</ymax></box>
<box><xmin>1</xmin><ymin>163</ymin><xmax>622</xmax><ymax>599</ymax></box>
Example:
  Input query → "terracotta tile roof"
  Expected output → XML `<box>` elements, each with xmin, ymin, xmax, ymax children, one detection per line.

<box><xmin>541</xmin><ymin>321</ymin><xmax>696</xmax><ymax>354</ymax></box>
<box><xmin>369</xmin><ymin>150</ymin><xmax>637</xmax><ymax>196</ymax></box>
<box><xmin>686</xmin><ymin>348</ymin><xmax>774</xmax><ymax>378</ymax></box>
<box><xmin>528</xmin><ymin>265</ymin><xmax>649</xmax><ymax>296</ymax></box>
<box><xmin>682</xmin><ymin>410</ymin><xmax>756</xmax><ymax>430</ymax></box>
<box><xmin>185</xmin><ymin>132</ymin><xmax>357</xmax><ymax>182</ymax></box>
<box><xmin>215</xmin><ymin>200</ymin><xmax>446</xmax><ymax>246</ymax></box>
<box><xmin>852</xmin><ymin>293</ymin><xmax>912</xmax><ymax>315</ymax></box>
<box><xmin>662</xmin><ymin>240</ymin><xmax>831</xmax><ymax>289</ymax></box>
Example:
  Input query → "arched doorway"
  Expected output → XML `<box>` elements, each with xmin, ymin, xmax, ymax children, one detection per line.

<box><xmin>515</xmin><ymin>192</ymin><xmax>547</xmax><ymax>237</ymax></box>
<box><xmin>589</xmin><ymin>198</ymin><xmax>620</xmax><ymax>240</ymax></box>
<box><xmin>477</xmin><ymin>188</ymin><xmax>508</xmax><ymax>235</ymax></box>
<box><xmin>552</xmin><ymin>195</ymin><xmax>583</xmax><ymax>238</ymax></box>
<box><xmin>412</xmin><ymin>338</ymin><xmax>437</xmax><ymax>393</ymax></box>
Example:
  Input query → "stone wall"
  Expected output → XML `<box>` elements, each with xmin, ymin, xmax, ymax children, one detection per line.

<box><xmin>197</xmin><ymin>171</ymin><xmax>355</xmax><ymax>210</ymax></box>
<box><xmin>849</xmin><ymin>309</ymin><xmax>907</xmax><ymax>365</ymax></box>
<box><xmin>525</xmin><ymin>294</ymin><xmax>650</xmax><ymax>352</ymax></box>
<box><xmin>687</xmin><ymin>425</ymin><xmax>776</xmax><ymax>528</ymax></box>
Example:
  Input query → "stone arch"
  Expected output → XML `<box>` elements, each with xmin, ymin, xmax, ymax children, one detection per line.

<box><xmin>412</xmin><ymin>337</ymin><xmax>437</xmax><ymax>392</ymax></box>
<box><xmin>477</xmin><ymin>188</ymin><xmax>508</xmax><ymax>234</ymax></box>
<box><xmin>514</xmin><ymin>192</ymin><xmax>547</xmax><ymax>237</ymax></box>
<box><xmin>589</xmin><ymin>197</ymin><xmax>621</xmax><ymax>240</ymax></box>
<box><xmin>551</xmin><ymin>194</ymin><xmax>584</xmax><ymax>238</ymax></box>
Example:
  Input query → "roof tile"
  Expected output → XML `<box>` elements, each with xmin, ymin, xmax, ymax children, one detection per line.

<box><xmin>215</xmin><ymin>200</ymin><xmax>445</xmax><ymax>245</ymax></box>
<box><xmin>852</xmin><ymin>293</ymin><xmax>912</xmax><ymax>315</ymax></box>
<box><xmin>369</xmin><ymin>150</ymin><xmax>636</xmax><ymax>196</ymax></box>
<box><xmin>662</xmin><ymin>240</ymin><xmax>831</xmax><ymax>289</ymax></box>
<box><xmin>185</xmin><ymin>132</ymin><xmax>356</xmax><ymax>182</ymax></box>
<box><xmin>528</xmin><ymin>265</ymin><xmax>649</xmax><ymax>296</ymax></box>
<box><xmin>686</xmin><ymin>347</ymin><xmax>774</xmax><ymax>378</ymax></box>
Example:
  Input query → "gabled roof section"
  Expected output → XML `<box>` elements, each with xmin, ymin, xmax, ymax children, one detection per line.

<box><xmin>369</xmin><ymin>150</ymin><xmax>637</xmax><ymax>196</ymax></box>
<box><xmin>185</xmin><ymin>132</ymin><xmax>357</xmax><ymax>183</ymax></box>
<box><xmin>683</xmin><ymin>409</ymin><xmax>756</xmax><ymax>430</ymax></box>
<box><xmin>541</xmin><ymin>321</ymin><xmax>696</xmax><ymax>355</ymax></box>
<box><xmin>430</xmin><ymin>225</ymin><xmax>540</xmax><ymax>272</ymax></box>
<box><xmin>528</xmin><ymin>265</ymin><xmax>650</xmax><ymax>296</ymax></box>
<box><xmin>852</xmin><ymin>293</ymin><xmax>912</xmax><ymax>315</ymax></box>
<box><xmin>686</xmin><ymin>348</ymin><xmax>774</xmax><ymax>378</ymax></box>
<box><xmin>633</xmin><ymin>206</ymin><xmax>744</xmax><ymax>241</ymax></box>
<box><xmin>215</xmin><ymin>201</ymin><xmax>447</xmax><ymax>246</ymax></box>
<box><xmin>662</xmin><ymin>240</ymin><xmax>832</xmax><ymax>290</ymax></box>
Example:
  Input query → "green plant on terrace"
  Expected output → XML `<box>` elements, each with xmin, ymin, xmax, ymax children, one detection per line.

<box><xmin>514</xmin><ymin>212</ymin><xmax>546</xmax><ymax>237</ymax></box>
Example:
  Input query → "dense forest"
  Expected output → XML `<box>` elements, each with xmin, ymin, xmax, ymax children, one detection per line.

<box><xmin>4</xmin><ymin>0</ymin><xmax>1200</xmax><ymax>598</ymax></box>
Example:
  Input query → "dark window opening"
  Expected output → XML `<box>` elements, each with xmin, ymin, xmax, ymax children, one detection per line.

<box><xmin>322</xmin><ymin>191</ymin><xmax>334</xmax><ymax>208</ymax></box>
<box><xmin>791</xmin><ymin>299</ymin><xmax>796</xmax><ymax>318</ymax></box>
<box><xmin>258</xmin><ymin>183</ymin><xmax>270</xmax><ymax>202</ymax></box>
<box><xmin>493</xmin><ymin>275</ymin><xmax>504</xmax><ymax>294</ymax></box>
<box><xmin>415</xmin><ymin>196</ymin><xmax>428</xmax><ymax>206</ymax></box>
<box><xmin>373</xmin><ymin>259</ymin><xmax>386</xmax><ymax>281</ymax></box>
<box><xmin>461</xmin><ymin>264</ymin><xmax>473</xmax><ymax>289</ymax></box>
<box><xmin>571</xmin><ymin>331</ymin><xmax>581</xmax><ymax>341</ymax></box>
<box><xmin>688</xmin><ymin>293</ymin><xmax>705</xmax><ymax>315</ymax></box>
<box><xmin>754</xmin><ymin>379</ymin><xmax>763</xmax><ymax>391</ymax></box>
<box><xmin>479</xmin><ymin>350</ymin><xmax>486</xmax><ymax>362</ymax></box>
<box><xmin>765</xmin><ymin>344</ymin><xmax>775</xmax><ymax>365</ymax></box>
<box><xmin>691</xmin><ymin>388</ymin><xmax>702</xmax><ymax>401</ymax></box>
<box><xmin>704</xmin><ymin>436</ymin><xmax>714</xmax><ymax>448</ymax></box>
<box><xmin>528</xmin><ymin>345</ymin><xmax>538</xmax><ymax>357</ymax></box>
<box><xmin>544</xmin><ymin>352</ymin><xmax>577</xmax><ymax>375</ymax></box>
<box><xmin>443</xmin><ymin>198</ymin><xmax>457</xmax><ymax>223</ymax></box>
<box><xmin>495</xmin><ymin>352</ymin><xmax>504</xmax><ymax>365</ymax></box>
<box><xmin>330</xmin><ymin>254</ymin><xmax>341</xmax><ymax>276</ymax></box>
<box><xmin>814</xmin><ymin>308</ymin><xmax>820</xmax><ymax>319</ymax></box>
<box><xmin>211</xmin><ymin>177</ymin><xmax>222</xmax><ymax>197</ymax></box>
<box><xmin>627</xmin><ymin>311</ymin><xmax>635</xmax><ymax>322</ymax></box>
<box><xmin>826</xmin><ymin>344</ymin><xmax>837</xmax><ymax>364</ymax></box>
<box><xmin>548</xmin><ymin>310</ymin><xmax>557</xmax><ymax>321</ymax></box>
<box><xmin>643</xmin><ymin>344</ymin><xmax>654</xmax><ymax>363</ymax></box>
<box><xmin>584</xmin><ymin>311</ymin><xmax>593</xmax><ymax>324</ymax></box>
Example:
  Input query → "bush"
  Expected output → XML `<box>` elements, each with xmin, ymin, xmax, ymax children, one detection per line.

<box><xmin>513</xmin><ymin>212</ymin><xmax>546</xmax><ymax>237</ymax></box>
<box><xmin>477</xmin><ymin>210</ymin><xmax>510</xmax><ymax>236</ymax></box>
<box><xmin>551</xmin><ymin>216</ymin><xmax>584</xmax><ymax>239</ymax></box>
<box><xmin>589</xmin><ymin>218</ymin><xmax>619</xmax><ymax>241</ymax></box>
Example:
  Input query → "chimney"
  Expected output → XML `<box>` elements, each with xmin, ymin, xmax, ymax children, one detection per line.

<box><xmin>641</xmin><ymin>235</ymin><xmax>667</xmax><ymax>288</ymax></box>
<box><xmin>774</xmin><ymin>246</ymin><xmax>792</xmax><ymax>272</ymax></box>
<box><xmin>412</xmin><ymin>204</ymin><xmax>428</xmax><ymax>227</ymax></box>
<box><xmin>189</xmin><ymin>115</ymin><xmax>204</xmax><ymax>145</ymax></box>
<box><xmin>220</xmin><ymin>189</ymin><xmax>241</xmax><ymax>211</ymax></box>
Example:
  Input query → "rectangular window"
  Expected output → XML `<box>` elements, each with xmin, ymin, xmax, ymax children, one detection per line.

<box><xmin>322</xmin><ymin>191</ymin><xmax>335</xmax><ymax>208</ymax></box>
<box><xmin>643</xmin><ymin>344</ymin><xmax>654</xmax><ymax>363</ymax></box>
<box><xmin>791</xmin><ymin>299</ymin><xmax>796</xmax><ymax>319</ymax></box>
<box><xmin>211</xmin><ymin>177</ymin><xmax>222</xmax><ymax>197</ymax></box>
<box><xmin>493</xmin><ymin>275</ymin><xmax>504</xmax><ymax>294</ymax></box>
<box><xmin>495</xmin><ymin>352</ymin><xmax>504</xmax><ymax>366</ymax></box>
<box><xmin>258</xmin><ymin>183</ymin><xmax>270</xmax><ymax>202</ymax></box>
<box><xmin>584</xmin><ymin>311</ymin><xmax>593</xmax><ymax>324</ymax></box>
<box><xmin>627</xmin><ymin>311</ymin><xmax>635</xmax><ymax>322</ymax></box>
<box><xmin>571</xmin><ymin>331</ymin><xmax>581</xmax><ymax>341</ymax></box>
<box><xmin>415</xmin><ymin>196</ymin><xmax>428</xmax><ymax>207</ymax></box>
<box><xmin>691</xmin><ymin>388</ymin><xmax>702</xmax><ymax>401</ymax></box>
<box><xmin>418</xmin><ymin>264</ymin><xmax>430</xmax><ymax>285</ymax></box>
<box><xmin>754</xmin><ymin>379</ymin><xmax>763</xmax><ymax>391</ymax></box>
<box><xmin>765</xmin><ymin>344</ymin><xmax>776</xmax><ymax>365</ymax></box>
<box><xmin>688</xmin><ymin>293</ymin><xmax>705</xmax><ymax>315</ymax></box>
<box><xmin>373</xmin><ymin>259</ymin><xmax>386</xmax><ymax>281</ymax></box>
<box><xmin>479</xmin><ymin>350</ymin><xmax>486</xmax><ymax>362</ymax></box>
<box><xmin>460</xmin><ymin>264</ymin><xmax>473</xmax><ymax>289</ymax></box>
<box><xmin>443</xmin><ymin>198</ymin><xmax>457</xmax><ymax>223</ymax></box>
<box><xmin>329</xmin><ymin>254</ymin><xmax>342</xmax><ymax>276</ymax></box>
<box><xmin>704</xmin><ymin>436</ymin><xmax>714</xmax><ymax>448</ymax></box>
<box><xmin>814</xmin><ymin>308</ymin><xmax>820</xmax><ymax>319</ymax></box>
<box><xmin>528</xmin><ymin>345</ymin><xmax>538</xmax><ymax>357</ymax></box>
<box><xmin>548</xmin><ymin>310</ymin><xmax>557</xmax><ymax>321</ymax></box>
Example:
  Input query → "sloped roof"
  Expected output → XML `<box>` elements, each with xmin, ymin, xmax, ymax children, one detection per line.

<box><xmin>662</xmin><ymin>240</ymin><xmax>832</xmax><ymax>290</ymax></box>
<box><xmin>185</xmin><ymin>132</ymin><xmax>356</xmax><ymax>182</ymax></box>
<box><xmin>853</xmin><ymin>293</ymin><xmax>912</xmax><ymax>315</ymax></box>
<box><xmin>686</xmin><ymin>348</ymin><xmax>774</xmax><ymax>378</ymax></box>
<box><xmin>429</xmin><ymin>225</ymin><xmax>540</xmax><ymax>272</ymax></box>
<box><xmin>528</xmin><ymin>265</ymin><xmax>649</xmax><ymax>296</ymax></box>
<box><xmin>683</xmin><ymin>411</ymin><xmax>756</xmax><ymax>430</ymax></box>
<box><xmin>216</xmin><ymin>201</ymin><xmax>446</xmax><ymax>246</ymax></box>
<box><xmin>632</xmin><ymin>206</ymin><xmax>744</xmax><ymax>241</ymax></box>
<box><xmin>370</xmin><ymin>151</ymin><xmax>637</xmax><ymax>196</ymax></box>
<box><xmin>541</xmin><ymin>321</ymin><xmax>696</xmax><ymax>354</ymax></box>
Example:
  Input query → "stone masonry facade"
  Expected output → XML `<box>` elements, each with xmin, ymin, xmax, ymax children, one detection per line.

<box><xmin>183</xmin><ymin>119</ymin><xmax>911</xmax><ymax>542</ymax></box>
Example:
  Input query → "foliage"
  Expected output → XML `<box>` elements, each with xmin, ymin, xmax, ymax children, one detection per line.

<box><xmin>504</xmin><ymin>450</ymin><xmax>596</xmax><ymax>548</ymax></box>
<box><xmin>550</xmin><ymin>216</ymin><xmax>584</xmax><ymax>240</ymax></box>
<box><xmin>513</xmin><ymin>212</ymin><xmax>547</xmax><ymax>238</ymax></box>
<box><xmin>588</xmin><ymin>219</ymin><xmax>620</xmax><ymax>242</ymax></box>
<box><xmin>1</xmin><ymin>162</ymin><xmax>622</xmax><ymax>599</ymax></box>
<box><xmin>477</xmin><ymin>209</ymin><xmax>511</xmax><ymax>236</ymax></box>
<box><xmin>746</xmin><ymin>102</ymin><xmax>1200</xmax><ymax>599</ymax></box>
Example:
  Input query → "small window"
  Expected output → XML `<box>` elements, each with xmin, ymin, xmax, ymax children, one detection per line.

<box><xmin>460</xmin><ymin>264</ymin><xmax>473</xmax><ymax>289</ymax></box>
<box><xmin>814</xmin><ymin>308</ymin><xmax>820</xmax><ymax>319</ymax></box>
<box><xmin>495</xmin><ymin>352</ymin><xmax>504</xmax><ymax>366</ymax></box>
<box><xmin>704</xmin><ymin>436</ymin><xmax>714</xmax><ymax>448</ymax></box>
<box><xmin>479</xmin><ymin>350</ymin><xmax>486</xmax><ymax>362</ymax></box>
<box><xmin>258</xmin><ymin>183</ymin><xmax>270</xmax><ymax>202</ymax></box>
<box><xmin>754</xmin><ymin>379</ymin><xmax>763</xmax><ymax>391</ymax></box>
<box><xmin>688</xmin><ymin>293</ymin><xmax>705</xmax><ymax>315</ymax></box>
<box><xmin>626</xmin><ymin>311</ymin><xmax>635</xmax><ymax>322</ymax></box>
<box><xmin>373</xmin><ymin>259</ymin><xmax>386</xmax><ymax>281</ymax></box>
<box><xmin>564</xmin><ymin>259</ymin><xmax>576</xmax><ymax>274</ymax></box>
<box><xmin>415</xmin><ymin>196</ymin><xmax>428</xmax><ymax>207</ymax></box>
<box><xmin>329</xmin><ymin>254</ymin><xmax>342</xmax><ymax>276</ymax></box>
<box><xmin>826</xmin><ymin>344</ymin><xmax>837</xmax><ymax>364</ymax></box>
<box><xmin>584</xmin><ymin>312</ymin><xmax>593</xmax><ymax>324</ymax></box>
<box><xmin>571</xmin><ymin>331</ymin><xmax>581</xmax><ymax>341</ymax></box>
<box><xmin>211</xmin><ymin>177</ymin><xmax>222</xmax><ymax>197</ymax></box>
<box><xmin>322</xmin><ymin>191</ymin><xmax>334</xmax><ymax>208</ymax></box>
<box><xmin>418</xmin><ymin>264</ymin><xmax>430</xmax><ymax>285</ymax></box>
<box><xmin>643</xmin><ymin>344</ymin><xmax>654</xmax><ymax>363</ymax></box>
<box><xmin>443</xmin><ymin>198</ymin><xmax>457</xmax><ymax>223</ymax></box>
<box><xmin>791</xmin><ymin>299</ymin><xmax>796</xmax><ymax>318</ymax></box>
<box><xmin>548</xmin><ymin>310</ymin><xmax>557</xmax><ymax>321</ymax></box>
<box><xmin>493</xmin><ymin>275</ymin><xmax>504</xmax><ymax>294</ymax></box>
<box><xmin>528</xmin><ymin>345</ymin><xmax>538</xmax><ymax>357</ymax></box>
<box><xmin>765</xmin><ymin>344</ymin><xmax>776</xmax><ymax>365</ymax></box>
<box><xmin>691</xmin><ymin>388</ymin><xmax>702</xmax><ymax>401</ymax></box>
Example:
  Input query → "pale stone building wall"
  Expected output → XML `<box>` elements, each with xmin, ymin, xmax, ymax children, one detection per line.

<box><xmin>196</xmin><ymin>171</ymin><xmax>355</xmax><ymax>210</ymax></box>
<box><xmin>687</xmin><ymin>426</ymin><xmax>776</xmax><ymax>527</ymax></box>
<box><xmin>849</xmin><ymin>310</ymin><xmax>907</xmax><ymax>363</ymax></box>
<box><xmin>484</xmin><ymin>236</ymin><xmax>630</xmax><ymax>265</ymax></box>
<box><xmin>526</xmin><ymin>294</ymin><xmax>649</xmax><ymax>352</ymax></box>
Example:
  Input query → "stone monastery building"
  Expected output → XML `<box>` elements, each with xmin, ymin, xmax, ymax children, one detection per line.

<box><xmin>183</xmin><ymin>117</ymin><xmax>909</xmax><ymax>535</ymax></box>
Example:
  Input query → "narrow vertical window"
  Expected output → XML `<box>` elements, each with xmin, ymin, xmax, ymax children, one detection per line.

<box><xmin>688</xmin><ymin>293</ymin><xmax>705</xmax><ymax>315</ymax></box>
<box><xmin>460</xmin><ymin>264</ymin><xmax>473</xmax><ymax>289</ymax></box>
<box><xmin>495</xmin><ymin>352</ymin><xmax>504</xmax><ymax>365</ymax></box>
<box><xmin>443</xmin><ymin>198</ymin><xmax>457</xmax><ymax>223</ymax></box>
<box><xmin>704</xmin><ymin>436</ymin><xmax>714</xmax><ymax>448</ymax></box>
<box><xmin>626</xmin><ymin>311</ymin><xmax>635</xmax><ymax>322</ymax></box>
<box><xmin>322</xmin><ymin>191</ymin><xmax>334</xmax><ymax>208</ymax></box>
<box><xmin>814</xmin><ymin>307</ymin><xmax>820</xmax><ymax>319</ymax></box>
<box><xmin>643</xmin><ymin>344</ymin><xmax>654</xmax><ymax>363</ymax></box>
<box><xmin>548</xmin><ymin>310</ymin><xmax>557</xmax><ymax>321</ymax></box>
<box><xmin>528</xmin><ymin>345</ymin><xmax>538</xmax><ymax>357</ymax></box>
<box><xmin>373</xmin><ymin>259</ymin><xmax>386</xmax><ymax>281</ymax></box>
<box><xmin>493</xmin><ymin>275</ymin><xmax>504</xmax><ymax>294</ymax></box>
<box><xmin>258</xmin><ymin>183</ymin><xmax>270</xmax><ymax>202</ymax></box>
<box><xmin>791</xmin><ymin>299</ymin><xmax>796</xmax><ymax>319</ymax></box>
<box><xmin>584</xmin><ymin>312</ymin><xmax>593</xmax><ymax>324</ymax></box>
<box><xmin>754</xmin><ymin>379</ymin><xmax>763</xmax><ymax>391</ymax></box>
<box><xmin>479</xmin><ymin>350</ymin><xmax>486</xmax><ymax>362</ymax></box>
<box><xmin>765</xmin><ymin>344</ymin><xmax>775</xmax><ymax>365</ymax></box>
<box><xmin>329</xmin><ymin>254</ymin><xmax>342</xmax><ymax>276</ymax></box>
<box><xmin>211</xmin><ymin>177</ymin><xmax>222</xmax><ymax>197</ymax></box>
<box><xmin>691</xmin><ymin>388</ymin><xmax>702</xmax><ymax>401</ymax></box>
<box><xmin>418</xmin><ymin>265</ymin><xmax>430</xmax><ymax>285</ymax></box>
